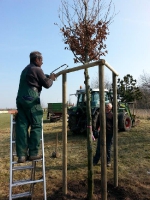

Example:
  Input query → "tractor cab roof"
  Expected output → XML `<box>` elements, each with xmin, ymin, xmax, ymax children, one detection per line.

<box><xmin>76</xmin><ymin>88</ymin><xmax>109</xmax><ymax>95</ymax></box>
<box><xmin>91</xmin><ymin>88</ymin><xmax>109</xmax><ymax>92</ymax></box>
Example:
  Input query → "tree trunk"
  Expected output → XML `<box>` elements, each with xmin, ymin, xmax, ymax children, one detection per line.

<box><xmin>84</xmin><ymin>2</ymin><xmax>93</xmax><ymax>199</ymax></box>
<box><xmin>84</xmin><ymin>67</ymin><xmax>93</xmax><ymax>200</ymax></box>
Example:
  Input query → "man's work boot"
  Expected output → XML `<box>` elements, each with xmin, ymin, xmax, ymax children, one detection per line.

<box><xmin>18</xmin><ymin>156</ymin><xmax>27</xmax><ymax>163</ymax></box>
<box><xmin>29</xmin><ymin>155</ymin><xmax>42</xmax><ymax>161</ymax></box>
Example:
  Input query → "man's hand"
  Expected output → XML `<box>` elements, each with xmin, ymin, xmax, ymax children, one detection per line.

<box><xmin>49</xmin><ymin>73</ymin><xmax>56</xmax><ymax>81</ymax></box>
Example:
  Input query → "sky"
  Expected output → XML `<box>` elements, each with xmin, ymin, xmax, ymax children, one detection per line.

<box><xmin>0</xmin><ymin>0</ymin><xmax>150</xmax><ymax>109</ymax></box>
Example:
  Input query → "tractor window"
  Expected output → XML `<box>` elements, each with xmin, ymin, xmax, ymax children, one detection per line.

<box><xmin>91</xmin><ymin>92</ymin><xmax>100</xmax><ymax>107</ymax></box>
<box><xmin>77</xmin><ymin>93</ymin><xmax>85</xmax><ymax>106</ymax></box>
<box><xmin>91</xmin><ymin>92</ymin><xmax>99</xmax><ymax>102</ymax></box>
<box><xmin>91</xmin><ymin>91</ymin><xmax>109</xmax><ymax>102</ymax></box>
<box><xmin>78</xmin><ymin>94</ymin><xmax>82</xmax><ymax>103</ymax></box>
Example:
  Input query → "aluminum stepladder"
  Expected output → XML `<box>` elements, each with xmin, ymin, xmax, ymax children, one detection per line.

<box><xmin>9</xmin><ymin>114</ymin><xmax>47</xmax><ymax>200</ymax></box>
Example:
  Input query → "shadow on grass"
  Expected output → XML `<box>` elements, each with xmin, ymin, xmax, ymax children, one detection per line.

<box><xmin>44</xmin><ymin>132</ymin><xmax>61</xmax><ymax>142</ymax></box>
<box><xmin>44</xmin><ymin>130</ymin><xmax>87</xmax><ymax>143</ymax></box>
<box><xmin>43</xmin><ymin>119</ymin><xmax>62</xmax><ymax>124</ymax></box>
<box><xmin>34</xmin><ymin>162</ymin><xmax>87</xmax><ymax>172</ymax></box>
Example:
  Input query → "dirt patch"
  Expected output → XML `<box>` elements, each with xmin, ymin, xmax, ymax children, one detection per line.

<box><xmin>48</xmin><ymin>179</ymin><xmax>149</xmax><ymax>200</ymax></box>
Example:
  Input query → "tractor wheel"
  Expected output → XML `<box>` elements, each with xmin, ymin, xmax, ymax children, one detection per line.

<box><xmin>68</xmin><ymin>115</ymin><xmax>78</xmax><ymax>134</ymax></box>
<box><xmin>118</xmin><ymin>113</ymin><xmax>132</xmax><ymax>132</ymax></box>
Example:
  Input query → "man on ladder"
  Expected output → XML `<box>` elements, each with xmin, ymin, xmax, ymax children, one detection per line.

<box><xmin>16</xmin><ymin>51</ymin><xmax>56</xmax><ymax>163</ymax></box>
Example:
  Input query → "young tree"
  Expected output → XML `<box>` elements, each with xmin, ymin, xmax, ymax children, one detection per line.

<box><xmin>58</xmin><ymin>0</ymin><xmax>115</xmax><ymax>63</ymax></box>
<box><xmin>56</xmin><ymin>0</ymin><xmax>116</xmax><ymax>198</ymax></box>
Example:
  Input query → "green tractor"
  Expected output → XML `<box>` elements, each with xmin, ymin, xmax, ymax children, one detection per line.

<box><xmin>68</xmin><ymin>88</ymin><xmax>135</xmax><ymax>134</ymax></box>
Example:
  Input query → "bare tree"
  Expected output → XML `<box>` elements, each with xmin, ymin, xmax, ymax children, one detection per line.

<box><xmin>91</xmin><ymin>73</ymin><xmax>112</xmax><ymax>89</ymax></box>
<box><xmin>137</xmin><ymin>71</ymin><xmax>150</xmax><ymax>109</ymax></box>
<box><xmin>138</xmin><ymin>70</ymin><xmax>150</xmax><ymax>88</ymax></box>
<box><xmin>56</xmin><ymin>0</ymin><xmax>116</xmax><ymax>199</ymax></box>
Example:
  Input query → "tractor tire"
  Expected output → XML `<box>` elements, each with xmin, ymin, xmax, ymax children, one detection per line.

<box><xmin>118</xmin><ymin>113</ymin><xmax>132</xmax><ymax>132</ymax></box>
<box><xmin>68</xmin><ymin>115</ymin><xmax>78</xmax><ymax>134</ymax></box>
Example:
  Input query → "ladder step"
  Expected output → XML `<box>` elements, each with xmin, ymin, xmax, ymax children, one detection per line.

<box><xmin>12</xmin><ymin>158</ymin><xmax>43</xmax><ymax>165</ymax></box>
<box><xmin>12</xmin><ymin>141</ymin><xmax>43</xmax><ymax>145</ymax></box>
<box><xmin>12</xmin><ymin>179</ymin><xmax>44</xmax><ymax>187</ymax></box>
<box><xmin>12</xmin><ymin>161</ymin><xmax>18</xmax><ymax>164</ymax></box>
<box><xmin>13</xmin><ymin>165</ymin><xmax>34</xmax><ymax>171</ymax></box>
<box><xmin>12</xmin><ymin>191</ymin><xmax>31</xmax><ymax>199</ymax></box>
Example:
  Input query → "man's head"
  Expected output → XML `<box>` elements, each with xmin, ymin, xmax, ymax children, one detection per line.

<box><xmin>105</xmin><ymin>103</ymin><xmax>112</xmax><ymax>113</ymax></box>
<box><xmin>29</xmin><ymin>51</ymin><xmax>43</xmax><ymax>67</ymax></box>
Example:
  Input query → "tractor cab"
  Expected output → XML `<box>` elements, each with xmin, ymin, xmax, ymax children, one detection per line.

<box><xmin>75</xmin><ymin>88</ymin><xmax>110</xmax><ymax>108</ymax></box>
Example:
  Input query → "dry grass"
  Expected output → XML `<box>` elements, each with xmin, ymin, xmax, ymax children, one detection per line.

<box><xmin>132</xmin><ymin>108</ymin><xmax>150</xmax><ymax>120</ymax></box>
<box><xmin>0</xmin><ymin>111</ymin><xmax>150</xmax><ymax>199</ymax></box>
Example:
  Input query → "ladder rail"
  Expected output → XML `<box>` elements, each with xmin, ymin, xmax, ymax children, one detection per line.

<box><xmin>9</xmin><ymin>114</ymin><xmax>47</xmax><ymax>200</ymax></box>
<box><xmin>41</xmin><ymin>119</ymin><xmax>47</xmax><ymax>200</ymax></box>
<box><xmin>9</xmin><ymin>114</ymin><xmax>13</xmax><ymax>200</ymax></box>
<box><xmin>30</xmin><ymin>161</ymin><xmax>36</xmax><ymax>198</ymax></box>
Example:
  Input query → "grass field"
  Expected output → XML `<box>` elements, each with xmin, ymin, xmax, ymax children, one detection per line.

<box><xmin>0</xmin><ymin>111</ymin><xmax>150</xmax><ymax>199</ymax></box>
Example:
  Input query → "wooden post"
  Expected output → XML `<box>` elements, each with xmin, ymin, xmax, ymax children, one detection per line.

<box><xmin>113</xmin><ymin>73</ymin><xmax>118</xmax><ymax>187</ymax></box>
<box><xmin>99</xmin><ymin>64</ymin><xmax>107</xmax><ymax>200</ymax></box>
<box><xmin>62</xmin><ymin>73</ymin><xmax>67</xmax><ymax>194</ymax></box>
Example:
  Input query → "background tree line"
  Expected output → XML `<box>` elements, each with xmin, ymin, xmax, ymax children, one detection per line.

<box><xmin>91</xmin><ymin>71</ymin><xmax>150</xmax><ymax>109</ymax></box>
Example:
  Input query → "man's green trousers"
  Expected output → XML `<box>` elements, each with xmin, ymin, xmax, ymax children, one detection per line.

<box><xmin>16</xmin><ymin>102</ymin><xmax>43</xmax><ymax>157</ymax></box>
